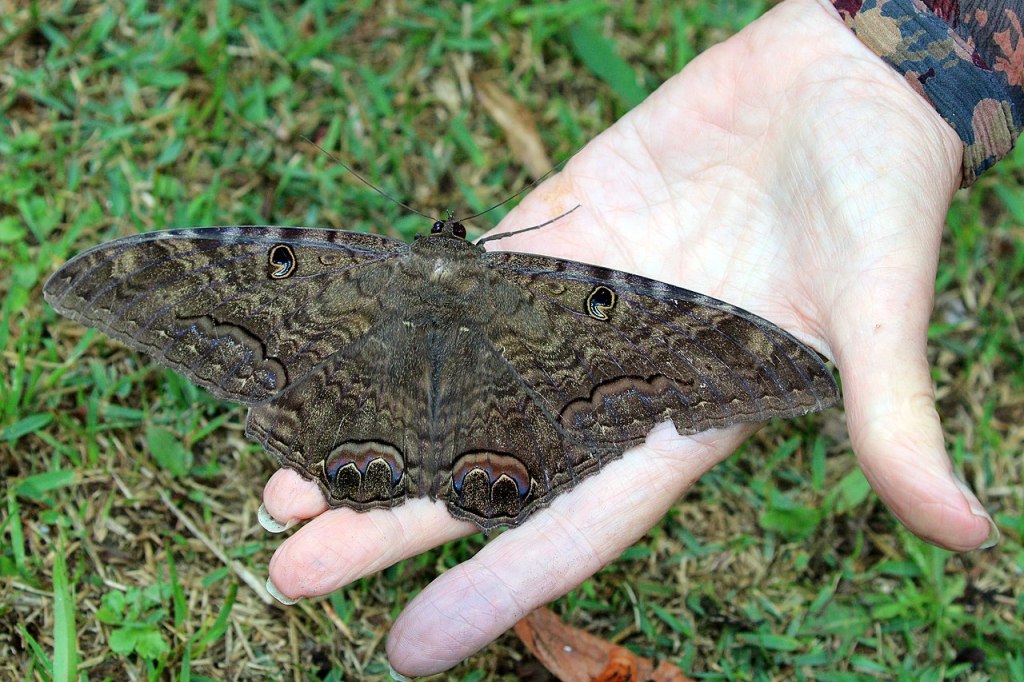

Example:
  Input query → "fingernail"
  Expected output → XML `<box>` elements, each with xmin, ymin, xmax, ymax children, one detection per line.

<box><xmin>389</xmin><ymin>664</ymin><xmax>414</xmax><ymax>681</ymax></box>
<box><xmin>953</xmin><ymin>476</ymin><xmax>1000</xmax><ymax>550</ymax></box>
<box><xmin>258</xmin><ymin>503</ymin><xmax>296</xmax><ymax>533</ymax></box>
<box><xmin>266</xmin><ymin>577</ymin><xmax>300</xmax><ymax>605</ymax></box>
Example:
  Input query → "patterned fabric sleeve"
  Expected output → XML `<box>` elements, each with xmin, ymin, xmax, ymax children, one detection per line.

<box><xmin>830</xmin><ymin>0</ymin><xmax>1024</xmax><ymax>185</ymax></box>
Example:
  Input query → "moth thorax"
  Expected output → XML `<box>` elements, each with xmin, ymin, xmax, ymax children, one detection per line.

<box><xmin>429</xmin><ymin>259</ymin><xmax>453</xmax><ymax>282</ymax></box>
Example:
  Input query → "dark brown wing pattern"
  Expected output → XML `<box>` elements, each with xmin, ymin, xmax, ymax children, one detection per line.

<box><xmin>45</xmin><ymin>225</ymin><xmax>838</xmax><ymax>529</ymax></box>
<box><xmin>482</xmin><ymin>250</ymin><xmax>837</xmax><ymax>441</ymax></box>
<box><xmin>44</xmin><ymin>226</ymin><xmax>407</xmax><ymax>403</ymax></box>
<box><xmin>421</xmin><ymin>249</ymin><xmax>840</xmax><ymax>527</ymax></box>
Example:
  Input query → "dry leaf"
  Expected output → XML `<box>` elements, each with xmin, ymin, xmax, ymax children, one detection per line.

<box><xmin>472</xmin><ymin>74</ymin><xmax>552</xmax><ymax>177</ymax></box>
<box><xmin>514</xmin><ymin>607</ymin><xmax>693</xmax><ymax>682</ymax></box>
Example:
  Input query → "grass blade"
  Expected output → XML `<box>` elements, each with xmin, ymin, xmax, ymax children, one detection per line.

<box><xmin>51</xmin><ymin>532</ymin><xmax>77</xmax><ymax>682</ymax></box>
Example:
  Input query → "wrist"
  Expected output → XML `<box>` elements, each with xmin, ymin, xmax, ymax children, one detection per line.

<box><xmin>809</xmin><ymin>0</ymin><xmax>966</xmax><ymax>186</ymax></box>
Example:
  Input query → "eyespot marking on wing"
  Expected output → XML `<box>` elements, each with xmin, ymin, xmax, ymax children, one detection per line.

<box><xmin>323</xmin><ymin>439</ymin><xmax>406</xmax><ymax>503</ymax></box>
<box><xmin>268</xmin><ymin>244</ymin><xmax>296</xmax><ymax>279</ymax></box>
<box><xmin>448</xmin><ymin>450</ymin><xmax>538</xmax><ymax>525</ymax></box>
<box><xmin>451</xmin><ymin>450</ymin><xmax>532</xmax><ymax>498</ymax></box>
<box><xmin>586</xmin><ymin>285</ymin><xmax>616</xmax><ymax>320</ymax></box>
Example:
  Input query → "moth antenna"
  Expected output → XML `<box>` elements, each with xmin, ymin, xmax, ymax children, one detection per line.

<box><xmin>300</xmin><ymin>135</ymin><xmax>435</xmax><ymax>221</ymax></box>
<box><xmin>475</xmin><ymin>204</ymin><xmax>581</xmax><ymax>246</ymax></box>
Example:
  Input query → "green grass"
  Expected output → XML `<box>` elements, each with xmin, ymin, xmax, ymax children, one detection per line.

<box><xmin>2</xmin><ymin>1</ymin><xmax>1021</xmax><ymax>680</ymax></box>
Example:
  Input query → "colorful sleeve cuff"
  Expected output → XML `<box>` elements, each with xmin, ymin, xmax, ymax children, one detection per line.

<box><xmin>831</xmin><ymin>0</ymin><xmax>1024</xmax><ymax>186</ymax></box>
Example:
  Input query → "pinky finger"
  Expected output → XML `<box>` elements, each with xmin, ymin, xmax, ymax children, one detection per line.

<box><xmin>260</xmin><ymin>468</ymin><xmax>329</xmax><ymax>532</ymax></box>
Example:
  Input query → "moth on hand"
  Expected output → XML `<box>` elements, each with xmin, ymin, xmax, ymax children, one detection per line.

<box><xmin>44</xmin><ymin>217</ymin><xmax>839</xmax><ymax>530</ymax></box>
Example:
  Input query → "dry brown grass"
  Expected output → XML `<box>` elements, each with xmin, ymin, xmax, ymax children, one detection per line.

<box><xmin>2</xmin><ymin>2</ymin><xmax>1021</xmax><ymax>681</ymax></box>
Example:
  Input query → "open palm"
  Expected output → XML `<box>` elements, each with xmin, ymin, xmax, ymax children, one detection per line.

<box><xmin>260</xmin><ymin>0</ymin><xmax>996</xmax><ymax>675</ymax></box>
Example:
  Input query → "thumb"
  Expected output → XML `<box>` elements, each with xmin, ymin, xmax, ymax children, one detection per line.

<box><xmin>831</xmin><ymin>275</ymin><xmax>998</xmax><ymax>551</ymax></box>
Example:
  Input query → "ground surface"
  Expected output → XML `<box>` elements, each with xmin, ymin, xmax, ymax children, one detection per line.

<box><xmin>1</xmin><ymin>2</ymin><xmax>1022</xmax><ymax>681</ymax></box>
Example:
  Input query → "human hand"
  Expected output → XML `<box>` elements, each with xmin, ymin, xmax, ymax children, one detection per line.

<box><xmin>261</xmin><ymin>0</ymin><xmax>998</xmax><ymax>675</ymax></box>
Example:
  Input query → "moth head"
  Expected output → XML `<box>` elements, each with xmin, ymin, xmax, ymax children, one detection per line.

<box><xmin>431</xmin><ymin>217</ymin><xmax>467</xmax><ymax>239</ymax></box>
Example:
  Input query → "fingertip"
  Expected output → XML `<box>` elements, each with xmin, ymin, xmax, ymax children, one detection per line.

<box><xmin>257</xmin><ymin>503</ymin><xmax>295</xmax><ymax>533</ymax></box>
<box><xmin>951</xmin><ymin>476</ymin><xmax>1001</xmax><ymax>550</ymax></box>
<box><xmin>388</xmin><ymin>663</ymin><xmax>414</xmax><ymax>682</ymax></box>
<box><xmin>386</xmin><ymin>563</ymin><xmax>504</xmax><ymax>676</ymax></box>
<box><xmin>262</xmin><ymin>468</ymin><xmax>328</xmax><ymax>525</ymax></box>
<box><xmin>265</xmin><ymin>576</ymin><xmax>300</xmax><ymax>605</ymax></box>
<box><xmin>834</xmin><ymin>293</ymin><xmax>996</xmax><ymax>552</ymax></box>
<box><xmin>268</xmin><ymin>499</ymin><xmax>470</xmax><ymax>600</ymax></box>
<box><xmin>848</xmin><ymin>392</ymin><xmax>995</xmax><ymax>552</ymax></box>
